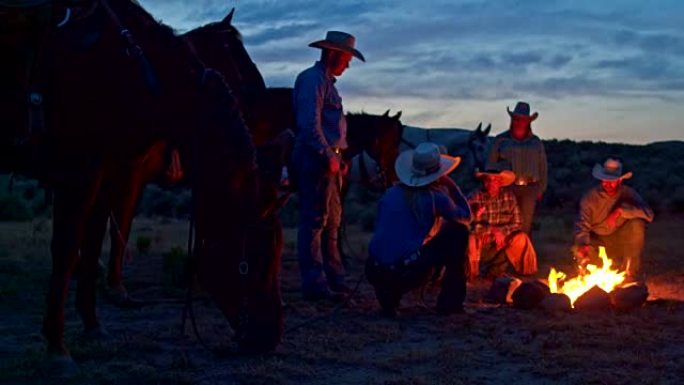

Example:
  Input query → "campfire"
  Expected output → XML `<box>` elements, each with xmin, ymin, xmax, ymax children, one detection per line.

<box><xmin>548</xmin><ymin>246</ymin><xmax>626</xmax><ymax>307</ymax></box>
<box><xmin>490</xmin><ymin>246</ymin><xmax>648</xmax><ymax>312</ymax></box>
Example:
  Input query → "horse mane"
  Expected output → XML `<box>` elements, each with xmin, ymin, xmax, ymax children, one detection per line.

<box><xmin>109</xmin><ymin>0</ymin><xmax>186</xmax><ymax>52</ymax></box>
<box><xmin>185</xmin><ymin>19</ymin><xmax>243</xmax><ymax>42</ymax></box>
<box><xmin>346</xmin><ymin>112</ymin><xmax>375</xmax><ymax>118</ymax></box>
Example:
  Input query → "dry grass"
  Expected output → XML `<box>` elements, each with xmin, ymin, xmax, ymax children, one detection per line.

<box><xmin>0</xmin><ymin>214</ymin><xmax>682</xmax><ymax>384</ymax></box>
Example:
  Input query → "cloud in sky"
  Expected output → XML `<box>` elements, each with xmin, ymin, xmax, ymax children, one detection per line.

<box><xmin>139</xmin><ymin>0</ymin><xmax>684</xmax><ymax>144</ymax></box>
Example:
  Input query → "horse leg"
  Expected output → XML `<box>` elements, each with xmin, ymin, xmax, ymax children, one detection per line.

<box><xmin>76</xmin><ymin>187</ymin><xmax>110</xmax><ymax>333</ymax></box>
<box><xmin>43</xmin><ymin>170</ymin><xmax>102</xmax><ymax>356</ymax></box>
<box><xmin>107</xmin><ymin>171</ymin><xmax>144</xmax><ymax>293</ymax></box>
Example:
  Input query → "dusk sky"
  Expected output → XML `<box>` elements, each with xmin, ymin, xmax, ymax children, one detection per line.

<box><xmin>139</xmin><ymin>0</ymin><xmax>684</xmax><ymax>144</ymax></box>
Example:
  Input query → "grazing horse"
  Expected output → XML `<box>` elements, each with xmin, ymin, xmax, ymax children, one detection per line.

<box><xmin>0</xmin><ymin>0</ymin><xmax>281</xmax><ymax>359</ymax></box>
<box><xmin>100</xmin><ymin>9</ymin><xmax>277</xmax><ymax>300</ymax></box>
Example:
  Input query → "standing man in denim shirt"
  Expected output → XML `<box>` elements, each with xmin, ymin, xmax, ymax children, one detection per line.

<box><xmin>293</xmin><ymin>31</ymin><xmax>365</xmax><ymax>300</ymax></box>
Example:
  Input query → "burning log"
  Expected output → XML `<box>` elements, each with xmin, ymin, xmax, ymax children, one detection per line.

<box><xmin>512</xmin><ymin>280</ymin><xmax>549</xmax><ymax>309</ymax></box>
<box><xmin>540</xmin><ymin>293</ymin><xmax>572</xmax><ymax>312</ymax></box>
<box><xmin>548</xmin><ymin>246</ymin><xmax>626</xmax><ymax>308</ymax></box>
<box><xmin>574</xmin><ymin>285</ymin><xmax>611</xmax><ymax>311</ymax></box>
<box><xmin>611</xmin><ymin>283</ymin><xmax>649</xmax><ymax>311</ymax></box>
<box><xmin>487</xmin><ymin>277</ymin><xmax>522</xmax><ymax>304</ymax></box>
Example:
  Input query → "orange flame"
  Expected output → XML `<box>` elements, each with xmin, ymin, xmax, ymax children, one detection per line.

<box><xmin>548</xmin><ymin>246</ymin><xmax>626</xmax><ymax>306</ymax></box>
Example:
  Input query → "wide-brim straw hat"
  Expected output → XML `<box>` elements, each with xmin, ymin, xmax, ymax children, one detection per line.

<box><xmin>475</xmin><ymin>169</ymin><xmax>516</xmax><ymax>187</ymax></box>
<box><xmin>395</xmin><ymin>142</ymin><xmax>461</xmax><ymax>187</ymax></box>
<box><xmin>309</xmin><ymin>31</ymin><xmax>365</xmax><ymax>62</ymax></box>
<box><xmin>592</xmin><ymin>158</ymin><xmax>633</xmax><ymax>181</ymax></box>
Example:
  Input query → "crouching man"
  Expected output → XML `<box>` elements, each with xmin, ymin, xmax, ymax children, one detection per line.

<box><xmin>574</xmin><ymin>158</ymin><xmax>654</xmax><ymax>281</ymax></box>
<box><xmin>467</xmin><ymin>169</ymin><xmax>538</xmax><ymax>280</ymax></box>
<box><xmin>366</xmin><ymin>142</ymin><xmax>472</xmax><ymax>317</ymax></box>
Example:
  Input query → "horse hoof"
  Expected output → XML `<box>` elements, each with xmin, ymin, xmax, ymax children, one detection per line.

<box><xmin>80</xmin><ymin>325</ymin><xmax>114</xmax><ymax>343</ymax></box>
<box><xmin>42</xmin><ymin>350</ymin><xmax>79</xmax><ymax>379</ymax></box>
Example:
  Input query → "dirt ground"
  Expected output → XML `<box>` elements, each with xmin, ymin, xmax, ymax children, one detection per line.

<box><xmin>1</xmin><ymin>214</ymin><xmax>683</xmax><ymax>385</ymax></box>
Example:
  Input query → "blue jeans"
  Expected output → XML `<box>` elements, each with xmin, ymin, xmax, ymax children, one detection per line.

<box><xmin>293</xmin><ymin>148</ymin><xmax>345</xmax><ymax>293</ymax></box>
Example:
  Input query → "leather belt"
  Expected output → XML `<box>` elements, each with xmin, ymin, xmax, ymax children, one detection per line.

<box><xmin>370</xmin><ymin>250</ymin><xmax>421</xmax><ymax>271</ymax></box>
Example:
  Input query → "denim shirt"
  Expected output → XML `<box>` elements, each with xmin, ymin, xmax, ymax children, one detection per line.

<box><xmin>293</xmin><ymin>61</ymin><xmax>347</xmax><ymax>160</ymax></box>
<box><xmin>369</xmin><ymin>183</ymin><xmax>471</xmax><ymax>265</ymax></box>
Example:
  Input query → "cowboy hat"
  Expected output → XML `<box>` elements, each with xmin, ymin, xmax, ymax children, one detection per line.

<box><xmin>475</xmin><ymin>169</ymin><xmax>516</xmax><ymax>187</ymax></box>
<box><xmin>309</xmin><ymin>31</ymin><xmax>365</xmax><ymax>62</ymax></box>
<box><xmin>507</xmin><ymin>101</ymin><xmax>538</xmax><ymax>122</ymax></box>
<box><xmin>395</xmin><ymin>142</ymin><xmax>461</xmax><ymax>187</ymax></box>
<box><xmin>592</xmin><ymin>158</ymin><xmax>633</xmax><ymax>181</ymax></box>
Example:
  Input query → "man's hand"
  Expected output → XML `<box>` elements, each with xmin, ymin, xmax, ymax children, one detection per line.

<box><xmin>605</xmin><ymin>207</ymin><xmax>623</xmax><ymax>230</ymax></box>
<box><xmin>328</xmin><ymin>155</ymin><xmax>341</xmax><ymax>175</ymax></box>
<box><xmin>492</xmin><ymin>228</ymin><xmax>506</xmax><ymax>250</ymax></box>
<box><xmin>574</xmin><ymin>244</ymin><xmax>590</xmax><ymax>270</ymax></box>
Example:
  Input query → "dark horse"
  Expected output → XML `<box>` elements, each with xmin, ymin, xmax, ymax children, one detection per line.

<box><xmin>0</xmin><ymin>0</ymin><xmax>281</xmax><ymax>360</ymax></box>
<box><xmin>99</xmin><ymin>9</ymin><xmax>279</xmax><ymax>300</ymax></box>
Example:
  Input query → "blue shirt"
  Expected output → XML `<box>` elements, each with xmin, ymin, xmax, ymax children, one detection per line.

<box><xmin>369</xmin><ymin>182</ymin><xmax>471</xmax><ymax>265</ymax></box>
<box><xmin>293</xmin><ymin>61</ymin><xmax>347</xmax><ymax>159</ymax></box>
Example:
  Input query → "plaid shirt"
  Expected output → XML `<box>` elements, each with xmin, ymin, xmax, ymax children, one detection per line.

<box><xmin>467</xmin><ymin>188</ymin><xmax>521</xmax><ymax>239</ymax></box>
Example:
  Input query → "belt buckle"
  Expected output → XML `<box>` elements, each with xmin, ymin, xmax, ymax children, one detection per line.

<box><xmin>332</xmin><ymin>147</ymin><xmax>342</xmax><ymax>155</ymax></box>
<box><xmin>515</xmin><ymin>179</ymin><xmax>527</xmax><ymax>186</ymax></box>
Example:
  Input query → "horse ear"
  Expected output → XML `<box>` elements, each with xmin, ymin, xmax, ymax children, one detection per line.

<box><xmin>393</xmin><ymin>111</ymin><xmax>402</xmax><ymax>120</ymax></box>
<box><xmin>383</xmin><ymin>109</ymin><xmax>390</xmax><ymax>117</ymax></box>
<box><xmin>483</xmin><ymin>123</ymin><xmax>491</xmax><ymax>136</ymax></box>
<box><xmin>476</xmin><ymin>122</ymin><xmax>482</xmax><ymax>132</ymax></box>
<box><xmin>222</xmin><ymin>8</ymin><xmax>235</xmax><ymax>25</ymax></box>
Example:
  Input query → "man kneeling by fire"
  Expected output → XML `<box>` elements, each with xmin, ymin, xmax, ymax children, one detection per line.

<box><xmin>467</xmin><ymin>169</ymin><xmax>538</xmax><ymax>280</ymax></box>
<box><xmin>366</xmin><ymin>143</ymin><xmax>471</xmax><ymax>317</ymax></box>
<box><xmin>573</xmin><ymin>158</ymin><xmax>654</xmax><ymax>282</ymax></box>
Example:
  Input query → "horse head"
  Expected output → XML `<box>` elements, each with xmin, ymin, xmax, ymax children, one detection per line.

<box><xmin>182</xmin><ymin>8</ymin><xmax>266</xmax><ymax>112</ymax></box>
<box><xmin>468</xmin><ymin>122</ymin><xmax>491</xmax><ymax>172</ymax></box>
<box><xmin>346</xmin><ymin>110</ymin><xmax>404</xmax><ymax>188</ymax></box>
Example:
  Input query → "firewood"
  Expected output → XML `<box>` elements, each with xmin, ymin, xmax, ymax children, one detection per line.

<box><xmin>512</xmin><ymin>280</ymin><xmax>549</xmax><ymax>309</ymax></box>
<box><xmin>611</xmin><ymin>283</ymin><xmax>648</xmax><ymax>311</ymax></box>
<box><xmin>541</xmin><ymin>293</ymin><xmax>572</xmax><ymax>312</ymax></box>
<box><xmin>574</xmin><ymin>285</ymin><xmax>610</xmax><ymax>311</ymax></box>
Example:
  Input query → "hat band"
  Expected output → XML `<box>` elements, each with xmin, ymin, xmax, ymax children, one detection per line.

<box><xmin>411</xmin><ymin>163</ymin><xmax>441</xmax><ymax>177</ymax></box>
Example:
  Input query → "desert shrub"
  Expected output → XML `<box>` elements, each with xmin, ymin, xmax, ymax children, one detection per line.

<box><xmin>0</xmin><ymin>195</ymin><xmax>32</xmax><ymax>221</ymax></box>
<box><xmin>136</xmin><ymin>236</ymin><xmax>153</xmax><ymax>255</ymax></box>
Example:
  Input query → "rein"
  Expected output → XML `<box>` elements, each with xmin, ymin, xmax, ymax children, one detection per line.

<box><xmin>99</xmin><ymin>0</ymin><xmax>160</xmax><ymax>94</ymax></box>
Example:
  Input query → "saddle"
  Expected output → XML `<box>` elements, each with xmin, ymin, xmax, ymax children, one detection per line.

<box><xmin>0</xmin><ymin>0</ymin><xmax>100</xmax><ymax>177</ymax></box>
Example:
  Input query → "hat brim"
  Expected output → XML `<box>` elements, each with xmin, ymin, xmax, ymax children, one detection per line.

<box><xmin>395</xmin><ymin>151</ymin><xmax>461</xmax><ymax>187</ymax></box>
<box><xmin>475</xmin><ymin>170</ymin><xmax>516</xmax><ymax>187</ymax></box>
<box><xmin>507</xmin><ymin>107</ymin><xmax>539</xmax><ymax>122</ymax></box>
<box><xmin>309</xmin><ymin>40</ymin><xmax>366</xmax><ymax>62</ymax></box>
<box><xmin>592</xmin><ymin>164</ymin><xmax>633</xmax><ymax>181</ymax></box>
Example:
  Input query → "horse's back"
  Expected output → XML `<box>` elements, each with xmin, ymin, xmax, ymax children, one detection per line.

<box><xmin>401</xmin><ymin>126</ymin><xmax>474</xmax><ymax>152</ymax></box>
